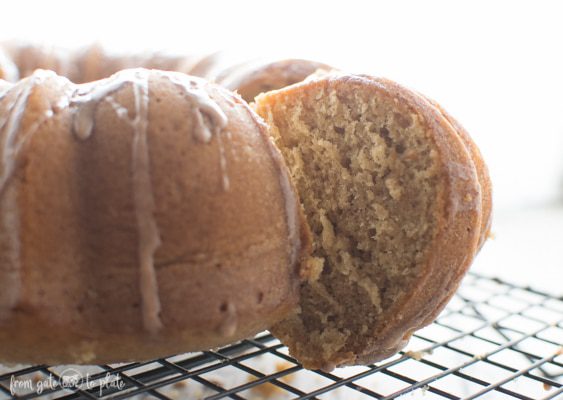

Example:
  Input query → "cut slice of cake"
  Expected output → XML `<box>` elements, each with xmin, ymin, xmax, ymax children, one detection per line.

<box><xmin>255</xmin><ymin>73</ymin><xmax>487</xmax><ymax>370</ymax></box>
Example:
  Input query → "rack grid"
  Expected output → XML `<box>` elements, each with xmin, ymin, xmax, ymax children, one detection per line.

<box><xmin>1</xmin><ymin>272</ymin><xmax>561</xmax><ymax>399</ymax></box>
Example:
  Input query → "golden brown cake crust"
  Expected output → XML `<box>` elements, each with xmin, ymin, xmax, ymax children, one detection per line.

<box><xmin>215</xmin><ymin>59</ymin><xmax>331</xmax><ymax>102</ymax></box>
<box><xmin>419</xmin><ymin>96</ymin><xmax>492</xmax><ymax>249</ymax></box>
<box><xmin>1</xmin><ymin>43</ymin><xmax>200</xmax><ymax>84</ymax></box>
<box><xmin>1</xmin><ymin>44</ymin><xmax>330</xmax><ymax>103</ymax></box>
<box><xmin>0</xmin><ymin>69</ymin><xmax>310</xmax><ymax>365</ymax></box>
<box><xmin>256</xmin><ymin>74</ymin><xmax>485</xmax><ymax>370</ymax></box>
<box><xmin>352</xmin><ymin>76</ymin><xmax>485</xmax><ymax>366</ymax></box>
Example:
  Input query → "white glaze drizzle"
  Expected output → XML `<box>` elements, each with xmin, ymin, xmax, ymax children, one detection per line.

<box><xmin>0</xmin><ymin>81</ymin><xmax>13</xmax><ymax>101</ymax></box>
<box><xmin>105</xmin><ymin>95</ymin><xmax>130</xmax><ymax>119</ymax></box>
<box><xmin>70</xmin><ymin>75</ymin><xmax>133</xmax><ymax>139</ymax></box>
<box><xmin>68</xmin><ymin>69</ymin><xmax>231</xmax><ymax>333</ymax></box>
<box><xmin>0</xmin><ymin>70</ymin><xmax>58</xmax><ymax>195</ymax></box>
<box><xmin>0</xmin><ymin>49</ymin><xmax>19</xmax><ymax>83</ymax></box>
<box><xmin>130</xmin><ymin>72</ymin><xmax>163</xmax><ymax>334</ymax></box>
<box><xmin>163</xmin><ymin>73</ymin><xmax>227</xmax><ymax>142</ymax></box>
<box><xmin>216</xmin><ymin>130</ymin><xmax>230</xmax><ymax>191</ymax></box>
<box><xmin>0</xmin><ymin>87</ymin><xmax>22</xmax><ymax>133</ymax></box>
<box><xmin>162</xmin><ymin>72</ymin><xmax>230</xmax><ymax>190</ymax></box>
<box><xmin>0</xmin><ymin>70</ymin><xmax>59</xmax><ymax>317</ymax></box>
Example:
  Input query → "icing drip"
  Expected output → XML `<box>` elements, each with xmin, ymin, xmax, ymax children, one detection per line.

<box><xmin>129</xmin><ymin>72</ymin><xmax>163</xmax><ymax>334</ymax></box>
<box><xmin>0</xmin><ymin>81</ymin><xmax>13</xmax><ymax>101</ymax></box>
<box><xmin>0</xmin><ymin>50</ymin><xmax>19</xmax><ymax>83</ymax></box>
<box><xmin>216</xmin><ymin>131</ymin><xmax>230</xmax><ymax>191</ymax></box>
<box><xmin>70</xmin><ymin>76</ymin><xmax>134</xmax><ymax>140</ymax></box>
<box><xmin>163</xmin><ymin>74</ymin><xmax>228</xmax><ymax>142</ymax></box>
<box><xmin>105</xmin><ymin>95</ymin><xmax>129</xmax><ymax>119</ymax></box>
<box><xmin>163</xmin><ymin>73</ymin><xmax>230</xmax><ymax>191</ymax></box>
<box><xmin>0</xmin><ymin>70</ymin><xmax>58</xmax><ymax>195</ymax></box>
<box><xmin>0</xmin><ymin>70</ymin><xmax>58</xmax><ymax>317</ymax></box>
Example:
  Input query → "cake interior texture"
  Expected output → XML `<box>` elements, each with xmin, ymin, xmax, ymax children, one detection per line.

<box><xmin>256</xmin><ymin>77</ymin><xmax>443</xmax><ymax>368</ymax></box>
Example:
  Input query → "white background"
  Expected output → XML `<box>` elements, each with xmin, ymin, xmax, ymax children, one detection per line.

<box><xmin>1</xmin><ymin>0</ymin><xmax>562</xmax><ymax>293</ymax></box>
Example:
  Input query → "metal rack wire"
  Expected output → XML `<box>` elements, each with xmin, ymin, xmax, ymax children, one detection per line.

<box><xmin>1</xmin><ymin>272</ymin><xmax>561</xmax><ymax>399</ymax></box>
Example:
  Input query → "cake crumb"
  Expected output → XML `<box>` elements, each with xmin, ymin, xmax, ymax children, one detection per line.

<box><xmin>385</xmin><ymin>177</ymin><xmax>402</xmax><ymax>200</ymax></box>
<box><xmin>405</xmin><ymin>351</ymin><xmax>424</xmax><ymax>361</ymax></box>
<box><xmin>302</xmin><ymin>257</ymin><xmax>324</xmax><ymax>282</ymax></box>
<box><xmin>256</xmin><ymin>75</ymin><xmax>449</xmax><ymax>370</ymax></box>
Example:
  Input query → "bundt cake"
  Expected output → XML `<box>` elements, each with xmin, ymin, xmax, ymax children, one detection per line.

<box><xmin>0</xmin><ymin>68</ymin><xmax>310</xmax><ymax>364</ymax></box>
<box><xmin>255</xmin><ymin>73</ymin><xmax>489</xmax><ymax>370</ymax></box>
<box><xmin>0</xmin><ymin>44</ymin><xmax>491</xmax><ymax>370</ymax></box>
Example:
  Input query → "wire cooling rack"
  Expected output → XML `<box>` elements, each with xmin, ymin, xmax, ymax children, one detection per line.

<box><xmin>0</xmin><ymin>272</ymin><xmax>561</xmax><ymax>400</ymax></box>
